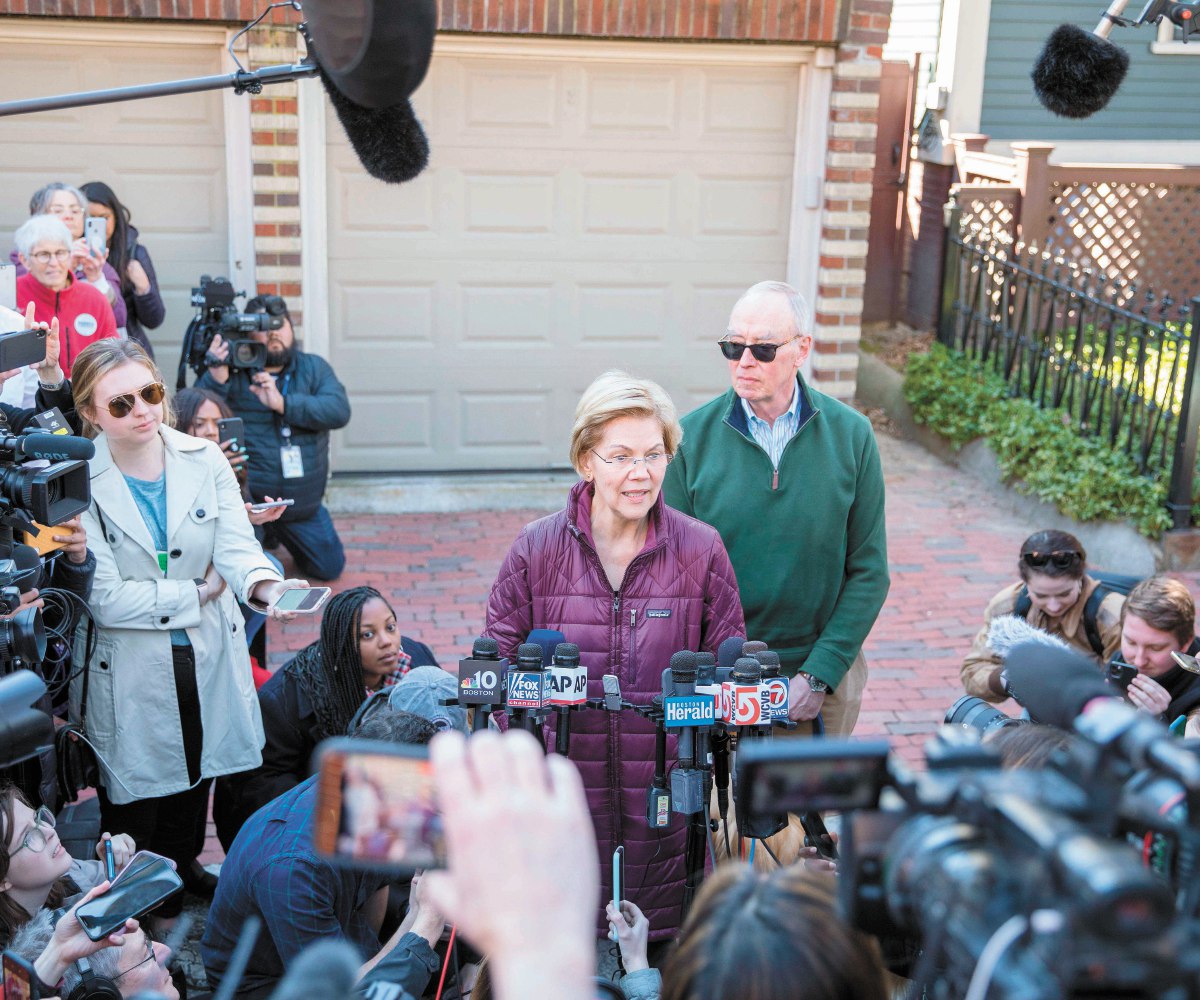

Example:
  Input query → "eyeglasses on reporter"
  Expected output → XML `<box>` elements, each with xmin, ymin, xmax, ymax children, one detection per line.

<box><xmin>590</xmin><ymin>449</ymin><xmax>672</xmax><ymax>470</ymax></box>
<box><xmin>30</xmin><ymin>249</ymin><xmax>71</xmax><ymax>265</ymax></box>
<box><xmin>718</xmin><ymin>334</ymin><xmax>801</xmax><ymax>363</ymax></box>
<box><xmin>104</xmin><ymin>382</ymin><xmax>166</xmax><ymax>419</ymax></box>
<box><xmin>1021</xmin><ymin>550</ymin><xmax>1082</xmax><ymax>570</ymax></box>
<box><xmin>11</xmin><ymin>805</ymin><xmax>55</xmax><ymax>855</ymax></box>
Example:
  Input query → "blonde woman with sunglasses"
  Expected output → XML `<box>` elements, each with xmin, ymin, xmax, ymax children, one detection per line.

<box><xmin>66</xmin><ymin>340</ymin><xmax>307</xmax><ymax>922</ymax></box>
<box><xmin>961</xmin><ymin>529</ymin><xmax>1125</xmax><ymax>703</ymax></box>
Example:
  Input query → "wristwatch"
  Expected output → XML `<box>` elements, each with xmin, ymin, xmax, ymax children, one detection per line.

<box><xmin>194</xmin><ymin>577</ymin><xmax>208</xmax><ymax>602</ymax></box>
<box><xmin>801</xmin><ymin>672</ymin><xmax>831</xmax><ymax>694</ymax></box>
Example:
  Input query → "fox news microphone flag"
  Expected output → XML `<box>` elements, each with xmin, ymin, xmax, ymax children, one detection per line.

<box><xmin>303</xmin><ymin>0</ymin><xmax>436</xmax><ymax>183</ymax></box>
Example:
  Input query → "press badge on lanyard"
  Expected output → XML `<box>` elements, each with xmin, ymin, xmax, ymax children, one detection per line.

<box><xmin>277</xmin><ymin>373</ymin><xmax>305</xmax><ymax>479</ymax></box>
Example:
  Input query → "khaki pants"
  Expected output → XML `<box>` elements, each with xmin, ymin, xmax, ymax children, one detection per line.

<box><xmin>785</xmin><ymin>649</ymin><xmax>869</xmax><ymax>738</ymax></box>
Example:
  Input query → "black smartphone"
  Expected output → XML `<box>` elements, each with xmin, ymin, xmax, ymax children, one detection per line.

<box><xmin>3</xmin><ymin>951</ymin><xmax>38</xmax><ymax>1000</ymax></box>
<box><xmin>0</xmin><ymin>328</ymin><xmax>47</xmax><ymax>372</ymax></box>
<box><xmin>736</xmin><ymin>738</ymin><xmax>891</xmax><ymax>819</ymax></box>
<box><xmin>799</xmin><ymin>811</ymin><xmax>839</xmax><ymax>861</ymax></box>
<box><xmin>313</xmin><ymin>738</ymin><xmax>444</xmax><ymax>873</ymax></box>
<box><xmin>1106</xmin><ymin>660</ymin><xmax>1138</xmax><ymax>693</ymax></box>
<box><xmin>75</xmin><ymin>851</ymin><xmax>183</xmax><ymax>940</ymax></box>
<box><xmin>217</xmin><ymin>417</ymin><xmax>245</xmax><ymax>448</ymax></box>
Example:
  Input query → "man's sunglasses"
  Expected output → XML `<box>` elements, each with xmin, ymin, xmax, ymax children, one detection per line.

<box><xmin>1021</xmin><ymin>550</ymin><xmax>1082</xmax><ymax>570</ymax></box>
<box><xmin>105</xmin><ymin>382</ymin><xmax>166</xmax><ymax>418</ymax></box>
<box><xmin>718</xmin><ymin>336</ymin><xmax>799</xmax><ymax>363</ymax></box>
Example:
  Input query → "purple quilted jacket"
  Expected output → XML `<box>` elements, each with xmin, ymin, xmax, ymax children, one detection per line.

<box><xmin>484</xmin><ymin>480</ymin><xmax>745</xmax><ymax>940</ymax></box>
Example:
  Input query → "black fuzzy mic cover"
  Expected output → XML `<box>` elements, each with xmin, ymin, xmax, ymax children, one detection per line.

<box><xmin>1032</xmin><ymin>23</ymin><xmax>1130</xmax><ymax>119</ymax></box>
<box><xmin>315</xmin><ymin>60</ymin><xmax>430</xmax><ymax>184</ymax></box>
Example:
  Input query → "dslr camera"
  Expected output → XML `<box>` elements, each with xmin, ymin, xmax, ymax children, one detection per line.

<box><xmin>177</xmin><ymin>276</ymin><xmax>281</xmax><ymax>387</ymax></box>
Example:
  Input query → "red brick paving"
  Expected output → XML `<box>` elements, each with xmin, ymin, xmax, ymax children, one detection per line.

<box><xmin>199</xmin><ymin>433</ymin><xmax>1200</xmax><ymax>863</ymax></box>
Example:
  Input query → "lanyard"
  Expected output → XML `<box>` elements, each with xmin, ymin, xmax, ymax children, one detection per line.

<box><xmin>277</xmin><ymin>371</ymin><xmax>293</xmax><ymax>441</ymax></box>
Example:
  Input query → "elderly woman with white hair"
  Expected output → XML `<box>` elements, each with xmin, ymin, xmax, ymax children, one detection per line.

<box><xmin>15</xmin><ymin>215</ymin><xmax>118</xmax><ymax>379</ymax></box>
<box><xmin>484</xmin><ymin>370</ymin><xmax>745</xmax><ymax>943</ymax></box>
<box><xmin>13</xmin><ymin>182</ymin><xmax>128</xmax><ymax>330</ymax></box>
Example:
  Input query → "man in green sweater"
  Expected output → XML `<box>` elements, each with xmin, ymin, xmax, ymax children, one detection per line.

<box><xmin>662</xmin><ymin>280</ymin><xmax>889</xmax><ymax>736</ymax></box>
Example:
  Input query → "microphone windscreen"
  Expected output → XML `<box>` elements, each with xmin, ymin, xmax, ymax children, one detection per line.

<box><xmin>302</xmin><ymin>0</ymin><xmax>436</xmax><ymax>109</ymax></box>
<box><xmin>1005</xmin><ymin>641</ymin><xmax>1113</xmax><ymax>727</ymax></box>
<box><xmin>517</xmin><ymin>641</ymin><xmax>546</xmax><ymax>667</ymax></box>
<box><xmin>717</xmin><ymin>636</ymin><xmax>745</xmax><ymax>670</ymax></box>
<box><xmin>268</xmin><ymin>940</ymin><xmax>359</xmax><ymax>1000</ymax></box>
<box><xmin>316</xmin><ymin>60</ymin><xmax>430</xmax><ymax>185</ymax></box>
<box><xmin>986</xmin><ymin>615</ymin><xmax>1071</xmax><ymax>659</ymax></box>
<box><xmin>741</xmin><ymin>640</ymin><xmax>768</xmax><ymax>656</ymax></box>
<box><xmin>669</xmin><ymin>650</ymin><xmax>698</xmax><ymax>675</ymax></box>
<box><xmin>472</xmin><ymin>636</ymin><xmax>498</xmax><ymax>657</ymax></box>
<box><xmin>19</xmin><ymin>433</ymin><xmax>95</xmax><ymax>461</ymax></box>
<box><xmin>1032</xmin><ymin>23</ymin><xmax>1129</xmax><ymax>119</ymax></box>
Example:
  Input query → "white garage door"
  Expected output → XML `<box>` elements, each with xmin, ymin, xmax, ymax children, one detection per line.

<box><xmin>0</xmin><ymin>20</ymin><xmax>237</xmax><ymax>384</ymax></box>
<box><xmin>325</xmin><ymin>38</ymin><xmax>807</xmax><ymax>472</ymax></box>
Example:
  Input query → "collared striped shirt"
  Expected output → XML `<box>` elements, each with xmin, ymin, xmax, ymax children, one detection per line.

<box><xmin>741</xmin><ymin>387</ymin><xmax>801</xmax><ymax>470</ymax></box>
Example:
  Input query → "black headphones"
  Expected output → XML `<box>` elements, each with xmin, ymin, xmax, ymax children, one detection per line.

<box><xmin>65</xmin><ymin>956</ymin><xmax>122</xmax><ymax>1000</ymax></box>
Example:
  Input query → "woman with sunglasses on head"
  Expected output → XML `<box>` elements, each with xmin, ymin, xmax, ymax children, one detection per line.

<box><xmin>484</xmin><ymin>371</ymin><xmax>744</xmax><ymax>946</ymax></box>
<box><xmin>961</xmin><ymin>529</ymin><xmax>1124</xmax><ymax>702</ymax></box>
<box><xmin>66</xmin><ymin>340</ymin><xmax>308</xmax><ymax>920</ymax></box>
<box><xmin>0</xmin><ymin>784</ymin><xmax>135</xmax><ymax>948</ymax></box>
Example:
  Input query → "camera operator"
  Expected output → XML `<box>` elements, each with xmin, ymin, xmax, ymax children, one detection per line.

<box><xmin>1111</xmin><ymin>576</ymin><xmax>1200</xmax><ymax>735</ymax></box>
<box><xmin>962</xmin><ymin>530</ymin><xmax>1123</xmax><ymax>701</ymax></box>
<box><xmin>201</xmin><ymin>708</ymin><xmax>443</xmax><ymax>999</ymax></box>
<box><xmin>198</xmin><ymin>294</ymin><xmax>350</xmax><ymax>581</ymax></box>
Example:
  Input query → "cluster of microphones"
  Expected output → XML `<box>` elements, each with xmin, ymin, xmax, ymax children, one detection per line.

<box><xmin>448</xmin><ymin>633</ymin><xmax>797</xmax><ymax>839</ymax></box>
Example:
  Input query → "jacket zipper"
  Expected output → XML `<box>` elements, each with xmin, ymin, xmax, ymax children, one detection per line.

<box><xmin>610</xmin><ymin>589</ymin><xmax>621</xmax><ymax>855</ymax></box>
<box><xmin>724</xmin><ymin>392</ymin><xmax>819</xmax><ymax>491</ymax></box>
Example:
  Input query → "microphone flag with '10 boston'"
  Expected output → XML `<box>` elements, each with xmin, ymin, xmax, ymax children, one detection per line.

<box><xmin>458</xmin><ymin>637</ymin><xmax>507</xmax><ymax>732</ymax></box>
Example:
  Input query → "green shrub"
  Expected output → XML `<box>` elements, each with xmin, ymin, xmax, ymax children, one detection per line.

<box><xmin>903</xmin><ymin>345</ymin><xmax>1173</xmax><ymax>538</ymax></box>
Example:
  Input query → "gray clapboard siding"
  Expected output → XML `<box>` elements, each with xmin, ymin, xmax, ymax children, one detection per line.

<box><xmin>981</xmin><ymin>0</ymin><xmax>1200</xmax><ymax>140</ymax></box>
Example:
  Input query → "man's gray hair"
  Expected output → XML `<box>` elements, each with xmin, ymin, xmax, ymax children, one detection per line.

<box><xmin>731</xmin><ymin>280</ymin><xmax>813</xmax><ymax>337</ymax></box>
<box><xmin>29</xmin><ymin>182</ymin><xmax>87</xmax><ymax>217</ymax></box>
<box><xmin>11</xmin><ymin>910</ymin><xmax>124</xmax><ymax>995</ymax></box>
<box><xmin>15</xmin><ymin>215</ymin><xmax>73</xmax><ymax>257</ymax></box>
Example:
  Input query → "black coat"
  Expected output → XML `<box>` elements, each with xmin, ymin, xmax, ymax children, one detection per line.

<box><xmin>198</xmin><ymin>351</ymin><xmax>350</xmax><ymax>521</ymax></box>
<box><xmin>212</xmin><ymin>636</ymin><xmax>438</xmax><ymax>851</ymax></box>
<box><xmin>120</xmin><ymin>226</ymin><xmax>166</xmax><ymax>357</ymax></box>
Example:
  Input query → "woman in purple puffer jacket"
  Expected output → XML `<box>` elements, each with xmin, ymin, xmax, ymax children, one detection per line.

<box><xmin>485</xmin><ymin>370</ymin><xmax>745</xmax><ymax>942</ymax></box>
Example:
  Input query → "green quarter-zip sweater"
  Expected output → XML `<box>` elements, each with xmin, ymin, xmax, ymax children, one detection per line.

<box><xmin>662</xmin><ymin>377</ymin><xmax>889</xmax><ymax>689</ymax></box>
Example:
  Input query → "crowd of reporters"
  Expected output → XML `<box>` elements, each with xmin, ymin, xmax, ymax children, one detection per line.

<box><xmin>0</xmin><ymin>206</ymin><xmax>1197</xmax><ymax>1000</ymax></box>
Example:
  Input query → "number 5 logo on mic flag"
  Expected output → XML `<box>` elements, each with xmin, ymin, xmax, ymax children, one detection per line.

<box><xmin>733</xmin><ymin>684</ymin><xmax>762</xmax><ymax>726</ymax></box>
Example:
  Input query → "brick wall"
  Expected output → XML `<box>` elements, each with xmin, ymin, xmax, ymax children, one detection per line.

<box><xmin>1</xmin><ymin>1</ymin><xmax>841</xmax><ymax>42</ymax></box>
<box><xmin>246</xmin><ymin>25</ymin><xmax>303</xmax><ymax>327</ymax></box>
<box><xmin>811</xmin><ymin>0</ymin><xmax>890</xmax><ymax>397</ymax></box>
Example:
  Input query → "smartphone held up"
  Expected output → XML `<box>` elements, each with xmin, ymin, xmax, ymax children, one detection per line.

<box><xmin>314</xmin><ymin>739</ymin><xmax>445</xmax><ymax>874</ymax></box>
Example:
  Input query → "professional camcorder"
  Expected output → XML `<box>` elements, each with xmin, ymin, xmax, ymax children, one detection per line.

<box><xmin>737</xmin><ymin>708</ymin><xmax>1200</xmax><ymax>999</ymax></box>
<box><xmin>177</xmin><ymin>275</ymin><xmax>280</xmax><ymax>387</ymax></box>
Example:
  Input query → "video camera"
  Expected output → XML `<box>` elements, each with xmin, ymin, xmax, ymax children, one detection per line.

<box><xmin>177</xmin><ymin>275</ymin><xmax>281</xmax><ymax>388</ymax></box>
<box><xmin>736</xmin><ymin>711</ymin><xmax>1200</xmax><ymax>999</ymax></box>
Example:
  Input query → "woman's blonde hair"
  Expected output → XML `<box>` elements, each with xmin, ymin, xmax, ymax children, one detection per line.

<box><xmin>569</xmin><ymin>370</ymin><xmax>682</xmax><ymax>474</ymax></box>
<box><xmin>70</xmin><ymin>340</ymin><xmax>173</xmax><ymax>438</ymax></box>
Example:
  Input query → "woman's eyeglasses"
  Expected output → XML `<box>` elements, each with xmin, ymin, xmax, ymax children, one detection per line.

<box><xmin>718</xmin><ymin>336</ymin><xmax>799</xmax><ymax>363</ymax></box>
<box><xmin>590</xmin><ymin>449</ymin><xmax>671</xmax><ymax>470</ymax></box>
<box><xmin>1021</xmin><ymin>550</ymin><xmax>1082</xmax><ymax>570</ymax></box>
<box><xmin>11</xmin><ymin>805</ymin><xmax>56</xmax><ymax>855</ymax></box>
<box><xmin>105</xmin><ymin>382</ymin><xmax>166</xmax><ymax>418</ymax></box>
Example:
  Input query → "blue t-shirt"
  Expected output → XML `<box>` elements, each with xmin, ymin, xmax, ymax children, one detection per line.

<box><xmin>123</xmin><ymin>472</ymin><xmax>190</xmax><ymax>647</ymax></box>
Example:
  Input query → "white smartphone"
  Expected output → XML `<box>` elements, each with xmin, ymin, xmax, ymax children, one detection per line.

<box><xmin>609</xmin><ymin>845</ymin><xmax>625</xmax><ymax>942</ymax></box>
<box><xmin>248</xmin><ymin>498</ymin><xmax>295</xmax><ymax>513</ymax></box>
<box><xmin>272</xmin><ymin>586</ymin><xmax>332</xmax><ymax>614</ymax></box>
<box><xmin>85</xmin><ymin>217</ymin><xmax>107</xmax><ymax>256</ymax></box>
<box><xmin>0</xmin><ymin>264</ymin><xmax>15</xmax><ymax>312</ymax></box>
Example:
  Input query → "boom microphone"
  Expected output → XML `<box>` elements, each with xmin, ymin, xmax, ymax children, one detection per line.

<box><xmin>1031</xmin><ymin>0</ymin><xmax>1132</xmax><ymax>118</ymax></box>
<box><xmin>1004</xmin><ymin>642</ymin><xmax>1114</xmax><ymax>727</ymax></box>
<box><xmin>986</xmin><ymin>615</ymin><xmax>1072</xmax><ymax>659</ymax></box>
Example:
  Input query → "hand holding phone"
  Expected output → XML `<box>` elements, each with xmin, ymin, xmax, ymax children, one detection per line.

<box><xmin>84</xmin><ymin>217</ymin><xmax>107</xmax><ymax>258</ymax></box>
<box><xmin>248</xmin><ymin>498</ymin><xmax>294</xmax><ymax>514</ymax></box>
<box><xmin>608</xmin><ymin>846</ymin><xmax>624</xmax><ymax>942</ymax></box>
<box><xmin>74</xmin><ymin>851</ymin><xmax>182</xmax><ymax>940</ymax></box>
<box><xmin>272</xmin><ymin>585</ymin><xmax>331</xmax><ymax>614</ymax></box>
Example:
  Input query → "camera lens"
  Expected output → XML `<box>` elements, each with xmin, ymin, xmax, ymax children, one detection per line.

<box><xmin>945</xmin><ymin>695</ymin><xmax>1022</xmax><ymax>735</ymax></box>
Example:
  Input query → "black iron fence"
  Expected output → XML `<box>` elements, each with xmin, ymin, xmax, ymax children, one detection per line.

<box><xmin>938</xmin><ymin>201</ymin><xmax>1200</xmax><ymax>529</ymax></box>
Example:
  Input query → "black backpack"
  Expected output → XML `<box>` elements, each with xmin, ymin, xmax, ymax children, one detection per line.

<box><xmin>1013</xmin><ymin>570</ymin><xmax>1142</xmax><ymax>659</ymax></box>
